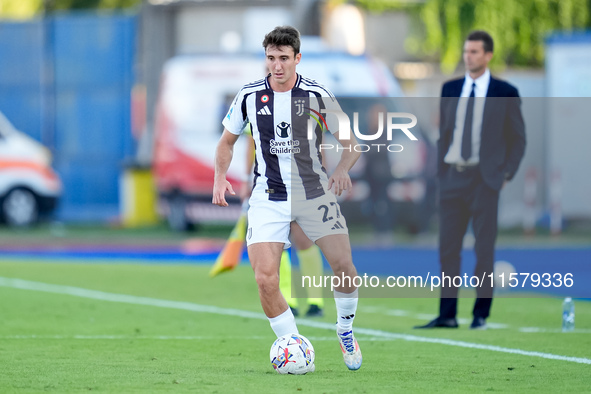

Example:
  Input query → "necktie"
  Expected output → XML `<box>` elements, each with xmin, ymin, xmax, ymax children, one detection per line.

<box><xmin>461</xmin><ymin>82</ymin><xmax>476</xmax><ymax>161</ymax></box>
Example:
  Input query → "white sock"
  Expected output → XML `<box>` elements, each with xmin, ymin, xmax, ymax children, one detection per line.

<box><xmin>268</xmin><ymin>308</ymin><xmax>298</xmax><ymax>338</ymax></box>
<box><xmin>334</xmin><ymin>289</ymin><xmax>358</xmax><ymax>333</ymax></box>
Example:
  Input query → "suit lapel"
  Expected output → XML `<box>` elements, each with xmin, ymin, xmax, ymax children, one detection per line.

<box><xmin>482</xmin><ymin>76</ymin><xmax>500</xmax><ymax>147</ymax></box>
<box><xmin>486</xmin><ymin>76</ymin><xmax>499</xmax><ymax>97</ymax></box>
<box><xmin>451</xmin><ymin>78</ymin><xmax>464</xmax><ymax>97</ymax></box>
<box><xmin>484</xmin><ymin>76</ymin><xmax>500</xmax><ymax>121</ymax></box>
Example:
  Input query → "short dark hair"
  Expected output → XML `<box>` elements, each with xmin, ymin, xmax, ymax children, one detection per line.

<box><xmin>262</xmin><ymin>26</ymin><xmax>301</xmax><ymax>55</ymax></box>
<box><xmin>466</xmin><ymin>30</ymin><xmax>494</xmax><ymax>53</ymax></box>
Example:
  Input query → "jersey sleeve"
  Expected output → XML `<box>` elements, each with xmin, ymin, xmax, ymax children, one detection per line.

<box><xmin>322</xmin><ymin>94</ymin><xmax>344</xmax><ymax>135</ymax></box>
<box><xmin>309</xmin><ymin>82</ymin><xmax>345</xmax><ymax>136</ymax></box>
<box><xmin>222</xmin><ymin>90</ymin><xmax>248</xmax><ymax>135</ymax></box>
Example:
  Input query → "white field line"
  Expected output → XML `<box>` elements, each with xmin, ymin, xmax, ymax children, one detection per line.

<box><xmin>0</xmin><ymin>335</ymin><xmax>391</xmax><ymax>341</ymax></box>
<box><xmin>1</xmin><ymin>276</ymin><xmax>590</xmax><ymax>365</ymax></box>
<box><xmin>360</xmin><ymin>306</ymin><xmax>591</xmax><ymax>333</ymax></box>
<box><xmin>360</xmin><ymin>306</ymin><xmax>508</xmax><ymax>329</ymax></box>
<box><xmin>517</xmin><ymin>328</ymin><xmax>591</xmax><ymax>334</ymax></box>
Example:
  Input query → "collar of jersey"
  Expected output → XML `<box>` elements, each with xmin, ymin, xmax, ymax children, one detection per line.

<box><xmin>265</xmin><ymin>73</ymin><xmax>302</xmax><ymax>92</ymax></box>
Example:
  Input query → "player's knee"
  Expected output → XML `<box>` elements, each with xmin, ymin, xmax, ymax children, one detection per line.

<box><xmin>329</xmin><ymin>256</ymin><xmax>355</xmax><ymax>277</ymax></box>
<box><xmin>254</xmin><ymin>270</ymin><xmax>279</xmax><ymax>294</ymax></box>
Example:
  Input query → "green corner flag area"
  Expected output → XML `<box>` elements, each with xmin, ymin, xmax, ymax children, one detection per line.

<box><xmin>0</xmin><ymin>260</ymin><xmax>589</xmax><ymax>393</ymax></box>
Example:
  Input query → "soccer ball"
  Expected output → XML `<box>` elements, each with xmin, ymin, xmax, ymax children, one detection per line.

<box><xmin>270</xmin><ymin>333</ymin><xmax>315</xmax><ymax>375</ymax></box>
<box><xmin>494</xmin><ymin>260</ymin><xmax>517</xmax><ymax>288</ymax></box>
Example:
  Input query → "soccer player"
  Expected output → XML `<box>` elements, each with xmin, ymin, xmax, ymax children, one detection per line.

<box><xmin>213</xmin><ymin>26</ymin><xmax>362</xmax><ymax>370</ymax></box>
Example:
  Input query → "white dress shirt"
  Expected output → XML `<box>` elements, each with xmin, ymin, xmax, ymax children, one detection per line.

<box><xmin>444</xmin><ymin>68</ymin><xmax>490</xmax><ymax>165</ymax></box>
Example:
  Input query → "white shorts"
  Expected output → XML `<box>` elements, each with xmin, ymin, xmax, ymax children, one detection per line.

<box><xmin>246</xmin><ymin>189</ymin><xmax>349</xmax><ymax>249</ymax></box>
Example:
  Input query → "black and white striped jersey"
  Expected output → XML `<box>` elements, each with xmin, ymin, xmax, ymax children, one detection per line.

<box><xmin>223</xmin><ymin>74</ymin><xmax>341</xmax><ymax>202</ymax></box>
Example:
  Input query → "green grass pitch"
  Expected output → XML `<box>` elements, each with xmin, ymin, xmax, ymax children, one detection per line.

<box><xmin>0</xmin><ymin>260</ymin><xmax>590</xmax><ymax>393</ymax></box>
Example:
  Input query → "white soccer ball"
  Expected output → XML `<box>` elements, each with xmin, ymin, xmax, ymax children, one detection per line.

<box><xmin>270</xmin><ymin>333</ymin><xmax>315</xmax><ymax>375</ymax></box>
<box><xmin>494</xmin><ymin>260</ymin><xmax>517</xmax><ymax>288</ymax></box>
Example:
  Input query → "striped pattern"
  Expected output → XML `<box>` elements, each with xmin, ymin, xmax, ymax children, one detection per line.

<box><xmin>222</xmin><ymin>74</ymin><xmax>340</xmax><ymax>201</ymax></box>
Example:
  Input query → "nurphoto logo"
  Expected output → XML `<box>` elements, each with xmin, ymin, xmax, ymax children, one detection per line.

<box><xmin>304</xmin><ymin>108</ymin><xmax>419</xmax><ymax>153</ymax></box>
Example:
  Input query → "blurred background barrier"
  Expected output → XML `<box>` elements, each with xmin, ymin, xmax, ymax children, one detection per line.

<box><xmin>0</xmin><ymin>0</ymin><xmax>590</xmax><ymax>234</ymax></box>
<box><xmin>0</xmin><ymin>13</ymin><xmax>136</xmax><ymax>223</ymax></box>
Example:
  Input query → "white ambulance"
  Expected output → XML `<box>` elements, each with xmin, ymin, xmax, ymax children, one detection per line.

<box><xmin>0</xmin><ymin>111</ymin><xmax>62</xmax><ymax>227</ymax></box>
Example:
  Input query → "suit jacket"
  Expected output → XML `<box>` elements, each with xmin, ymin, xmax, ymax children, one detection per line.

<box><xmin>437</xmin><ymin>75</ymin><xmax>526</xmax><ymax>191</ymax></box>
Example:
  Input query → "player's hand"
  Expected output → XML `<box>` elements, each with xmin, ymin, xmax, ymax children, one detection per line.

<box><xmin>212</xmin><ymin>179</ymin><xmax>235</xmax><ymax>207</ymax></box>
<box><xmin>328</xmin><ymin>168</ymin><xmax>352</xmax><ymax>197</ymax></box>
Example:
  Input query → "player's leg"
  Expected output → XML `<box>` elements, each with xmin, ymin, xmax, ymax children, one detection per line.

<box><xmin>248</xmin><ymin>242</ymin><xmax>298</xmax><ymax>337</ymax></box>
<box><xmin>316</xmin><ymin>234</ymin><xmax>362</xmax><ymax>370</ymax></box>
<box><xmin>291</xmin><ymin>221</ymin><xmax>324</xmax><ymax>317</ymax></box>
<box><xmin>295</xmin><ymin>193</ymin><xmax>361</xmax><ymax>370</ymax></box>
<box><xmin>247</xmin><ymin>196</ymin><xmax>297</xmax><ymax>338</ymax></box>
<box><xmin>279</xmin><ymin>249</ymin><xmax>299</xmax><ymax>315</ymax></box>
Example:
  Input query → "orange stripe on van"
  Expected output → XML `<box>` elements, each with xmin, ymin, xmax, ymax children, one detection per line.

<box><xmin>0</xmin><ymin>160</ymin><xmax>58</xmax><ymax>180</ymax></box>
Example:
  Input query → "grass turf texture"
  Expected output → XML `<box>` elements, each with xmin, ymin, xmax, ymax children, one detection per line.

<box><xmin>0</xmin><ymin>260</ymin><xmax>590</xmax><ymax>393</ymax></box>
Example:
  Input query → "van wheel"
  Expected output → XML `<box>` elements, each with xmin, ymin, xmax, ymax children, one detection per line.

<box><xmin>167</xmin><ymin>195</ymin><xmax>192</xmax><ymax>232</ymax></box>
<box><xmin>2</xmin><ymin>187</ymin><xmax>39</xmax><ymax>227</ymax></box>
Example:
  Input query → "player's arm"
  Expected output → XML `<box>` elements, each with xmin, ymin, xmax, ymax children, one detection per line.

<box><xmin>329</xmin><ymin>129</ymin><xmax>361</xmax><ymax>196</ymax></box>
<box><xmin>239</xmin><ymin>132</ymin><xmax>255</xmax><ymax>202</ymax></box>
<box><xmin>213</xmin><ymin>129</ymin><xmax>240</xmax><ymax>207</ymax></box>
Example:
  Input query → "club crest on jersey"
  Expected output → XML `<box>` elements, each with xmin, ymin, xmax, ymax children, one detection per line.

<box><xmin>294</xmin><ymin>99</ymin><xmax>305</xmax><ymax>117</ymax></box>
<box><xmin>261</xmin><ymin>95</ymin><xmax>269</xmax><ymax>103</ymax></box>
<box><xmin>276</xmin><ymin>122</ymin><xmax>291</xmax><ymax>138</ymax></box>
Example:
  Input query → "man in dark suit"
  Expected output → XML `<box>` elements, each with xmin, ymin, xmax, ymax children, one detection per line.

<box><xmin>415</xmin><ymin>30</ymin><xmax>526</xmax><ymax>330</ymax></box>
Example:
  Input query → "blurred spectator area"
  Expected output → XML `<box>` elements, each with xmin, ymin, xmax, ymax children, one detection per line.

<box><xmin>1</xmin><ymin>1</ymin><xmax>590</xmax><ymax>229</ymax></box>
